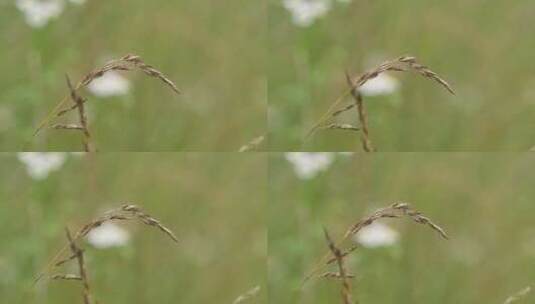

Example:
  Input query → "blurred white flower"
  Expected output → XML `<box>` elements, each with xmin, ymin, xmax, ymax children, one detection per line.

<box><xmin>17</xmin><ymin>153</ymin><xmax>66</xmax><ymax>180</ymax></box>
<box><xmin>282</xmin><ymin>0</ymin><xmax>331</xmax><ymax>27</ymax></box>
<box><xmin>353</xmin><ymin>222</ymin><xmax>399</xmax><ymax>248</ymax></box>
<box><xmin>15</xmin><ymin>0</ymin><xmax>86</xmax><ymax>28</ymax></box>
<box><xmin>359</xmin><ymin>73</ymin><xmax>400</xmax><ymax>97</ymax></box>
<box><xmin>15</xmin><ymin>0</ymin><xmax>64</xmax><ymax>28</ymax></box>
<box><xmin>87</xmin><ymin>71</ymin><xmax>131</xmax><ymax>97</ymax></box>
<box><xmin>282</xmin><ymin>0</ymin><xmax>351</xmax><ymax>27</ymax></box>
<box><xmin>284</xmin><ymin>153</ymin><xmax>334</xmax><ymax>179</ymax></box>
<box><xmin>87</xmin><ymin>222</ymin><xmax>130</xmax><ymax>249</ymax></box>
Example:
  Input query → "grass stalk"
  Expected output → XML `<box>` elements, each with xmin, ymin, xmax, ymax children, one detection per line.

<box><xmin>306</xmin><ymin>56</ymin><xmax>454</xmax><ymax>151</ymax></box>
<box><xmin>303</xmin><ymin>202</ymin><xmax>448</xmax><ymax>300</ymax></box>
<box><xmin>33</xmin><ymin>54</ymin><xmax>180</xmax><ymax>150</ymax></box>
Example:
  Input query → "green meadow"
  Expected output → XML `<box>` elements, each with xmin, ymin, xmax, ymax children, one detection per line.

<box><xmin>268</xmin><ymin>0</ymin><xmax>535</xmax><ymax>151</ymax></box>
<box><xmin>269</xmin><ymin>153</ymin><xmax>535</xmax><ymax>303</ymax></box>
<box><xmin>0</xmin><ymin>153</ymin><xmax>266</xmax><ymax>303</ymax></box>
<box><xmin>0</xmin><ymin>0</ymin><xmax>266</xmax><ymax>151</ymax></box>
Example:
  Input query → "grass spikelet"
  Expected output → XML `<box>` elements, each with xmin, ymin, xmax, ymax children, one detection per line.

<box><xmin>351</xmin><ymin>56</ymin><xmax>454</xmax><ymax>95</ymax></box>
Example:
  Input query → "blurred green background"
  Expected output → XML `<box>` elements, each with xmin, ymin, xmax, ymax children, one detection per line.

<box><xmin>268</xmin><ymin>0</ymin><xmax>535</xmax><ymax>151</ymax></box>
<box><xmin>0</xmin><ymin>153</ymin><xmax>266</xmax><ymax>303</ymax></box>
<box><xmin>0</xmin><ymin>0</ymin><xmax>266</xmax><ymax>151</ymax></box>
<box><xmin>269</xmin><ymin>153</ymin><xmax>535</xmax><ymax>303</ymax></box>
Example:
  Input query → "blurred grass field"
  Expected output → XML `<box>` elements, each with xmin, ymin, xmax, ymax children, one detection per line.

<box><xmin>268</xmin><ymin>0</ymin><xmax>535</xmax><ymax>151</ymax></box>
<box><xmin>0</xmin><ymin>153</ymin><xmax>266</xmax><ymax>303</ymax></box>
<box><xmin>0</xmin><ymin>0</ymin><xmax>266</xmax><ymax>151</ymax></box>
<box><xmin>269</xmin><ymin>153</ymin><xmax>535</xmax><ymax>303</ymax></box>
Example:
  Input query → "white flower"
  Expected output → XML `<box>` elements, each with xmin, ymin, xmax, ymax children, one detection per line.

<box><xmin>87</xmin><ymin>222</ymin><xmax>130</xmax><ymax>249</ymax></box>
<box><xmin>15</xmin><ymin>0</ymin><xmax>64</xmax><ymax>28</ymax></box>
<box><xmin>17</xmin><ymin>153</ymin><xmax>66</xmax><ymax>180</ymax></box>
<box><xmin>15</xmin><ymin>0</ymin><xmax>86</xmax><ymax>28</ymax></box>
<box><xmin>354</xmin><ymin>222</ymin><xmax>399</xmax><ymax>248</ymax></box>
<box><xmin>359</xmin><ymin>73</ymin><xmax>400</xmax><ymax>97</ymax></box>
<box><xmin>282</xmin><ymin>0</ymin><xmax>351</xmax><ymax>27</ymax></box>
<box><xmin>285</xmin><ymin>153</ymin><xmax>334</xmax><ymax>179</ymax></box>
<box><xmin>282</xmin><ymin>0</ymin><xmax>331</xmax><ymax>27</ymax></box>
<box><xmin>87</xmin><ymin>71</ymin><xmax>130</xmax><ymax>97</ymax></box>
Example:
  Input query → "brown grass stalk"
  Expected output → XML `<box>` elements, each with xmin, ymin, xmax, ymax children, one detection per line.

<box><xmin>345</xmin><ymin>72</ymin><xmax>373</xmax><ymax>151</ymax></box>
<box><xmin>305</xmin><ymin>56</ymin><xmax>454</xmax><ymax>151</ymax></box>
<box><xmin>325</xmin><ymin>245</ymin><xmax>358</xmax><ymax>266</ymax></box>
<box><xmin>303</xmin><ymin>202</ymin><xmax>448</xmax><ymax>286</ymax></box>
<box><xmin>33</xmin><ymin>54</ymin><xmax>181</xmax><ymax>149</ymax></box>
<box><xmin>34</xmin><ymin>204</ymin><xmax>179</xmax><ymax>287</ymax></box>
<box><xmin>65</xmin><ymin>227</ymin><xmax>92</xmax><ymax>304</ymax></box>
<box><xmin>66</xmin><ymin>75</ymin><xmax>92</xmax><ymax>151</ymax></box>
<box><xmin>323</xmin><ymin>227</ymin><xmax>354</xmax><ymax>304</ymax></box>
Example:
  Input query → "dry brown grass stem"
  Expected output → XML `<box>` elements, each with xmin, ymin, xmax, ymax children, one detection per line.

<box><xmin>65</xmin><ymin>75</ymin><xmax>92</xmax><ymax>151</ymax></box>
<box><xmin>503</xmin><ymin>286</ymin><xmax>532</xmax><ymax>304</ymax></box>
<box><xmin>34</xmin><ymin>204</ymin><xmax>178</xmax><ymax>286</ymax></box>
<box><xmin>64</xmin><ymin>227</ymin><xmax>92</xmax><ymax>304</ymax></box>
<box><xmin>239</xmin><ymin>135</ymin><xmax>266</xmax><ymax>152</ymax></box>
<box><xmin>305</xmin><ymin>56</ymin><xmax>454</xmax><ymax>151</ymax></box>
<box><xmin>323</xmin><ymin>227</ymin><xmax>354</xmax><ymax>304</ymax></box>
<box><xmin>33</xmin><ymin>54</ymin><xmax>181</xmax><ymax>145</ymax></box>
<box><xmin>345</xmin><ymin>72</ymin><xmax>373</xmax><ymax>151</ymax></box>
<box><xmin>303</xmin><ymin>202</ymin><xmax>448</xmax><ymax>286</ymax></box>
<box><xmin>232</xmin><ymin>286</ymin><xmax>261</xmax><ymax>304</ymax></box>
<box><xmin>326</xmin><ymin>245</ymin><xmax>358</xmax><ymax>266</ymax></box>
